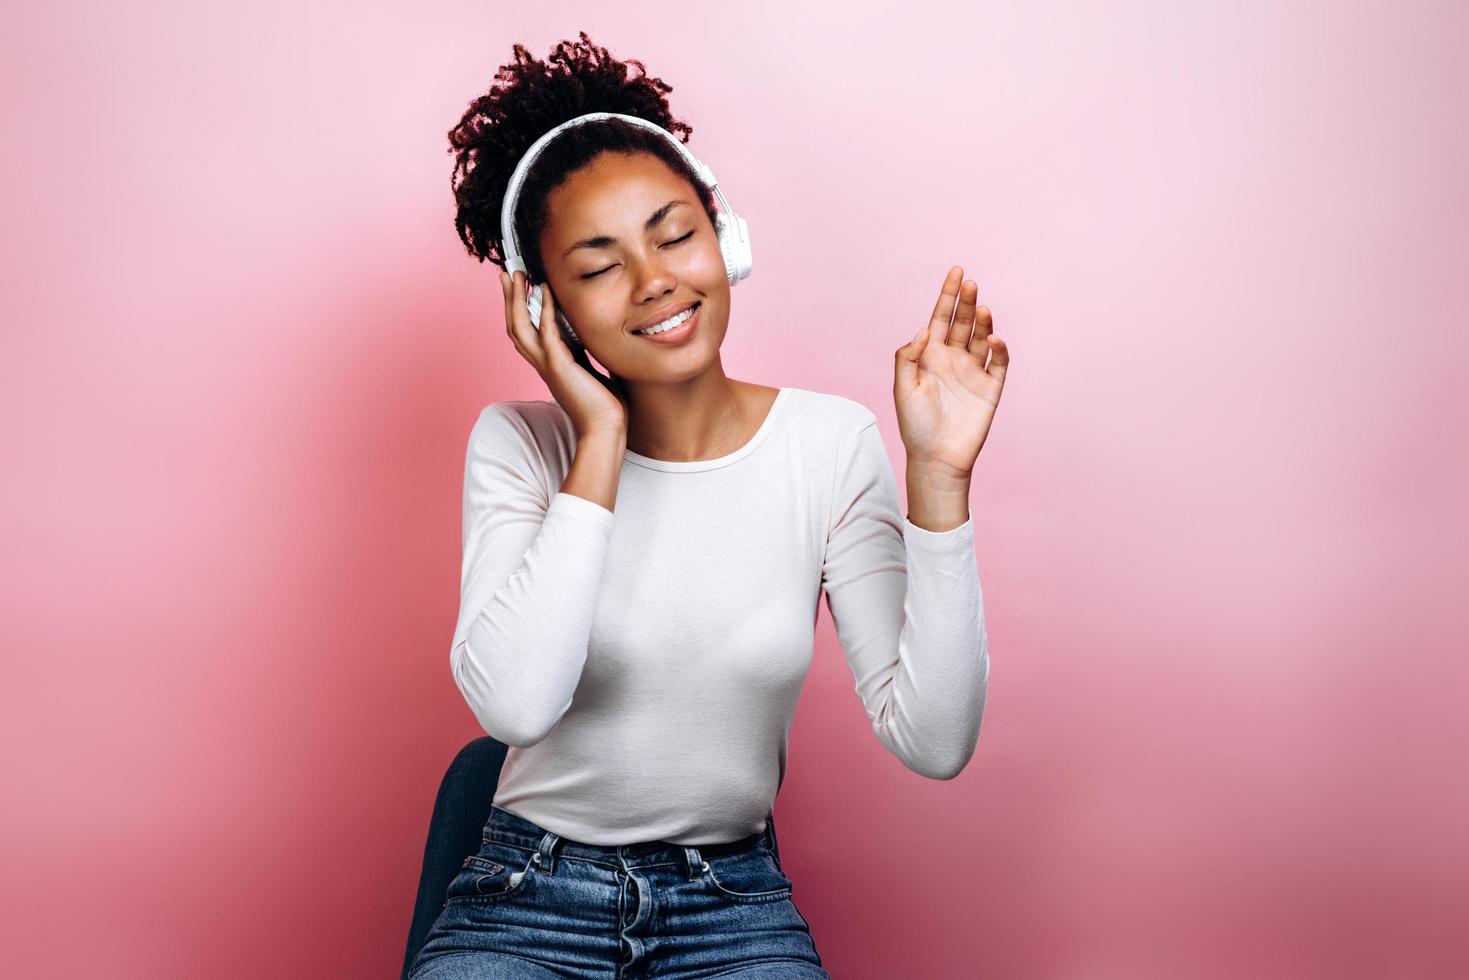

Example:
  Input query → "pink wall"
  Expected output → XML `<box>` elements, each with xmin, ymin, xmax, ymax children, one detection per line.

<box><xmin>4</xmin><ymin>2</ymin><xmax>1466</xmax><ymax>977</ymax></box>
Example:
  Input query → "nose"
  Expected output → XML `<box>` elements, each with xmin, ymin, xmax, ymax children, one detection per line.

<box><xmin>631</xmin><ymin>252</ymin><xmax>677</xmax><ymax>307</ymax></box>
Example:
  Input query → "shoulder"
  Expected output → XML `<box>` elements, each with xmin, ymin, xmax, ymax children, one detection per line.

<box><xmin>780</xmin><ymin>386</ymin><xmax>879</xmax><ymax>440</ymax></box>
<box><xmin>468</xmin><ymin>398</ymin><xmax>577</xmax><ymax>463</ymax></box>
<box><xmin>776</xmin><ymin>389</ymin><xmax>888</xmax><ymax>495</ymax></box>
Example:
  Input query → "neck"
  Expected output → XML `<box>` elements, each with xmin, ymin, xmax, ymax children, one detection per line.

<box><xmin>621</xmin><ymin>363</ymin><xmax>754</xmax><ymax>462</ymax></box>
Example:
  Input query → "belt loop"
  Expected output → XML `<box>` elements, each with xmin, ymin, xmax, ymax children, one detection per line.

<box><xmin>535</xmin><ymin>831</ymin><xmax>560</xmax><ymax>875</ymax></box>
<box><xmin>684</xmin><ymin>846</ymin><xmax>705</xmax><ymax>881</ymax></box>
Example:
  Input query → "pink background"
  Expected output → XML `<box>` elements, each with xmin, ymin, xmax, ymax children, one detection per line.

<box><xmin>4</xmin><ymin>2</ymin><xmax>1466</xmax><ymax>977</ymax></box>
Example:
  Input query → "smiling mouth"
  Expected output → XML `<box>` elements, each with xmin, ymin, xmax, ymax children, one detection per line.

<box><xmin>631</xmin><ymin>302</ymin><xmax>701</xmax><ymax>338</ymax></box>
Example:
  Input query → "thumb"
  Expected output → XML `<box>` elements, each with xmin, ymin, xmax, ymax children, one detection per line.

<box><xmin>540</xmin><ymin>292</ymin><xmax>578</xmax><ymax>361</ymax></box>
<box><xmin>895</xmin><ymin>321</ymin><xmax>928</xmax><ymax>387</ymax></box>
<box><xmin>536</xmin><ymin>286</ymin><xmax>560</xmax><ymax>342</ymax></box>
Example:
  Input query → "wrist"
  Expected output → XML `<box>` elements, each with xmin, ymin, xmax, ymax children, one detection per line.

<box><xmin>905</xmin><ymin>461</ymin><xmax>971</xmax><ymax>533</ymax></box>
<box><xmin>905</xmin><ymin>456</ymin><xmax>971</xmax><ymax>494</ymax></box>
<box><xmin>904</xmin><ymin>498</ymin><xmax>970</xmax><ymax>532</ymax></box>
<box><xmin>577</xmin><ymin>424</ymin><xmax>627</xmax><ymax>445</ymax></box>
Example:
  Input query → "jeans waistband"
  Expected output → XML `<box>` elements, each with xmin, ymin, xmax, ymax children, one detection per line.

<box><xmin>483</xmin><ymin>804</ymin><xmax>773</xmax><ymax>875</ymax></box>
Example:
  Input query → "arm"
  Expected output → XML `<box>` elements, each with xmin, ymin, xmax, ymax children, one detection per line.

<box><xmin>821</xmin><ymin>420</ymin><xmax>990</xmax><ymax>779</ymax></box>
<box><xmin>449</xmin><ymin>405</ymin><xmax>624</xmax><ymax>747</ymax></box>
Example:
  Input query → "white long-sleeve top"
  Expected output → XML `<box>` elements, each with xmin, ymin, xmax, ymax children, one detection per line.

<box><xmin>450</xmin><ymin>386</ymin><xmax>990</xmax><ymax>845</ymax></box>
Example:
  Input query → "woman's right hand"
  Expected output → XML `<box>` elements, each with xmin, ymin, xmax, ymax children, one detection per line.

<box><xmin>501</xmin><ymin>269</ymin><xmax>628</xmax><ymax>438</ymax></box>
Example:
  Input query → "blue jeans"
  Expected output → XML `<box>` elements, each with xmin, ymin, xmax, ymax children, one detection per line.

<box><xmin>407</xmin><ymin>804</ymin><xmax>830</xmax><ymax>979</ymax></box>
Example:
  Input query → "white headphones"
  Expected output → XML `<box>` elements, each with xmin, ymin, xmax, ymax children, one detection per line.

<box><xmin>497</xmin><ymin>111</ymin><xmax>753</xmax><ymax>344</ymax></box>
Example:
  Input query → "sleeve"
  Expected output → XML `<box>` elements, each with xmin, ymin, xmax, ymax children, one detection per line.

<box><xmin>449</xmin><ymin>404</ymin><xmax>616</xmax><ymax>747</ymax></box>
<box><xmin>820</xmin><ymin>419</ymin><xmax>991</xmax><ymax>780</ymax></box>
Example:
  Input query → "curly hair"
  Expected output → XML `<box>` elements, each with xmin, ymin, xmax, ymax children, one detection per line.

<box><xmin>447</xmin><ymin>31</ymin><xmax>719</xmax><ymax>285</ymax></box>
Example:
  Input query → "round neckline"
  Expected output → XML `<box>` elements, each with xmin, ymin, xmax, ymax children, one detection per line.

<box><xmin>622</xmin><ymin>388</ymin><xmax>791</xmax><ymax>473</ymax></box>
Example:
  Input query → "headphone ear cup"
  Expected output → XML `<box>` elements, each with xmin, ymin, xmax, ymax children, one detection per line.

<box><xmin>731</xmin><ymin>213</ymin><xmax>752</xmax><ymax>282</ymax></box>
<box><xmin>524</xmin><ymin>281</ymin><xmax>581</xmax><ymax>348</ymax></box>
<box><xmin>525</xmin><ymin>285</ymin><xmax>544</xmax><ymax>330</ymax></box>
<box><xmin>556</xmin><ymin>310</ymin><xmax>581</xmax><ymax>345</ymax></box>
<box><xmin>715</xmin><ymin>211</ymin><xmax>753</xmax><ymax>285</ymax></box>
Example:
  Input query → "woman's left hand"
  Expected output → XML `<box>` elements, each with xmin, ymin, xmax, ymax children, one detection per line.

<box><xmin>894</xmin><ymin>265</ymin><xmax>1009</xmax><ymax>481</ymax></box>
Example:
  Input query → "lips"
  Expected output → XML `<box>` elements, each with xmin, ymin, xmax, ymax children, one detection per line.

<box><xmin>633</xmin><ymin>302</ymin><xmax>701</xmax><ymax>345</ymax></box>
<box><xmin>632</xmin><ymin>301</ymin><xmax>699</xmax><ymax>334</ymax></box>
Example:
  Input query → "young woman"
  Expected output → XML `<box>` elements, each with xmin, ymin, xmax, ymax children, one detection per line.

<box><xmin>410</xmin><ymin>31</ymin><xmax>1009</xmax><ymax>979</ymax></box>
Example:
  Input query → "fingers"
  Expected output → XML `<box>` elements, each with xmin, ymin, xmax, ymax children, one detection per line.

<box><xmin>499</xmin><ymin>269</ymin><xmax>521</xmax><ymax>351</ymax></box>
<box><xmin>501</xmin><ymin>269</ymin><xmax>544</xmax><ymax>363</ymax></box>
<box><xmin>927</xmin><ymin>265</ymin><xmax>963</xmax><ymax>335</ymax></box>
<box><xmin>985</xmin><ymin>335</ymin><xmax>1009</xmax><ymax>393</ymax></box>
<box><xmin>537</xmin><ymin>279</ymin><xmax>564</xmax><ymax>355</ymax></box>
<box><xmin>528</xmin><ymin>276</ymin><xmax>578</xmax><ymax>366</ymax></box>
<box><xmin>499</xmin><ymin>268</ymin><xmax>514</xmax><ymax>332</ymax></box>
<box><xmin>966</xmin><ymin>304</ymin><xmax>993</xmax><ymax>359</ymax></box>
<box><xmin>949</xmin><ymin>279</ymin><xmax>978</xmax><ymax>347</ymax></box>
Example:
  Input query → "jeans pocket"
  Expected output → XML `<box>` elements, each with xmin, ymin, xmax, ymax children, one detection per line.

<box><xmin>700</xmin><ymin>850</ymin><xmax>794</xmax><ymax>904</ymax></box>
<box><xmin>443</xmin><ymin>845</ymin><xmax>536</xmax><ymax>906</ymax></box>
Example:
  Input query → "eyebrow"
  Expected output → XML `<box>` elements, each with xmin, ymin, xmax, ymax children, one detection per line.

<box><xmin>561</xmin><ymin>200</ymin><xmax>689</xmax><ymax>258</ymax></box>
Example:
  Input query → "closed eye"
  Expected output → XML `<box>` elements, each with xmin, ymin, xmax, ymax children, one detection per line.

<box><xmin>579</xmin><ymin>231</ymin><xmax>696</xmax><ymax>280</ymax></box>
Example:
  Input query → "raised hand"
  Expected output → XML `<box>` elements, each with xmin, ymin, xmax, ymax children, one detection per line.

<box><xmin>894</xmin><ymin>265</ymin><xmax>1009</xmax><ymax>482</ymax></box>
<box><xmin>501</xmin><ymin>269</ymin><xmax>628</xmax><ymax>437</ymax></box>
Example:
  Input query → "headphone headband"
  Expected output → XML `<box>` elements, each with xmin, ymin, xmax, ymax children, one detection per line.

<box><xmin>497</xmin><ymin>111</ymin><xmax>735</xmax><ymax>277</ymax></box>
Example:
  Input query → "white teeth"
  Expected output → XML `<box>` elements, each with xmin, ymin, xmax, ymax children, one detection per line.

<box><xmin>634</xmin><ymin>304</ymin><xmax>696</xmax><ymax>335</ymax></box>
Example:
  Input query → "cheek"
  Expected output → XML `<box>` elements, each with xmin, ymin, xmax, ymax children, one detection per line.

<box><xmin>684</xmin><ymin>238</ymin><xmax>730</xmax><ymax>289</ymax></box>
<box><xmin>554</xmin><ymin>278</ymin><xmax>613</xmax><ymax>328</ymax></box>
<box><xmin>577</xmin><ymin>300</ymin><xmax>625</xmax><ymax>336</ymax></box>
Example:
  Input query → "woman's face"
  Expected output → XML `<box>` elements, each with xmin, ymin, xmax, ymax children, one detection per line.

<box><xmin>536</xmin><ymin>150</ymin><xmax>730</xmax><ymax>384</ymax></box>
